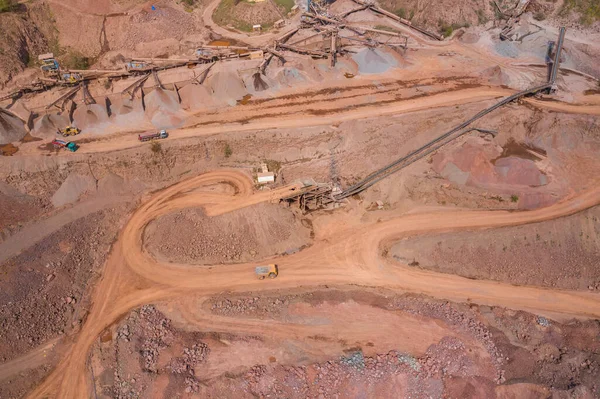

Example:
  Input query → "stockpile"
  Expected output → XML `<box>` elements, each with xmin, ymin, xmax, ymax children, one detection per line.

<box><xmin>72</xmin><ymin>104</ymin><xmax>110</xmax><ymax>133</ymax></box>
<box><xmin>32</xmin><ymin>113</ymin><xmax>70</xmax><ymax>139</ymax></box>
<box><xmin>109</xmin><ymin>97</ymin><xmax>146</xmax><ymax>129</ymax></box>
<box><xmin>144</xmin><ymin>88</ymin><xmax>185</xmax><ymax>129</ymax></box>
<box><xmin>178</xmin><ymin>84</ymin><xmax>218</xmax><ymax>110</ymax></box>
<box><xmin>352</xmin><ymin>48</ymin><xmax>398</xmax><ymax>74</ymax></box>
<box><xmin>0</xmin><ymin>111</ymin><xmax>27</xmax><ymax>144</ymax></box>
<box><xmin>206</xmin><ymin>71</ymin><xmax>248</xmax><ymax>106</ymax></box>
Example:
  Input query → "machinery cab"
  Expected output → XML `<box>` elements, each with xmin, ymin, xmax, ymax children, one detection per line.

<box><xmin>65</xmin><ymin>142</ymin><xmax>80</xmax><ymax>152</ymax></box>
<box><xmin>159</xmin><ymin>130</ymin><xmax>168</xmax><ymax>139</ymax></box>
<box><xmin>62</xmin><ymin>72</ymin><xmax>82</xmax><ymax>84</ymax></box>
<box><xmin>39</xmin><ymin>53</ymin><xmax>59</xmax><ymax>74</ymax></box>
<box><xmin>52</xmin><ymin>139</ymin><xmax>79</xmax><ymax>152</ymax></box>
<box><xmin>255</xmin><ymin>264</ymin><xmax>278</xmax><ymax>280</ymax></box>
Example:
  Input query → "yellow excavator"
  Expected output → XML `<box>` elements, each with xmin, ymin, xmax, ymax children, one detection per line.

<box><xmin>58</xmin><ymin>126</ymin><xmax>81</xmax><ymax>137</ymax></box>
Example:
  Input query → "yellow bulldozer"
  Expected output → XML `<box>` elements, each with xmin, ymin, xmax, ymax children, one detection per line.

<box><xmin>58</xmin><ymin>126</ymin><xmax>81</xmax><ymax>137</ymax></box>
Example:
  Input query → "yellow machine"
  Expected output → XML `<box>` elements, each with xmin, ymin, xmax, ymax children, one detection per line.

<box><xmin>59</xmin><ymin>126</ymin><xmax>81</xmax><ymax>137</ymax></box>
<box><xmin>255</xmin><ymin>264</ymin><xmax>278</xmax><ymax>280</ymax></box>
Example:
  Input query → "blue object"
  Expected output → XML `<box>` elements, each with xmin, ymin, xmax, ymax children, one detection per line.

<box><xmin>151</xmin><ymin>5</ymin><xmax>156</xmax><ymax>10</ymax></box>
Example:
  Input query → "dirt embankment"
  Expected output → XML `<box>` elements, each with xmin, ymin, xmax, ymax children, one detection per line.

<box><xmin>145</xmin><ymin>202</ymin><xmax>312</xmax><ymax>265</ymax></box>
<box><xmin>391</xmin><ymin>205</ymin><xmax>600</xmax><ymax>290</ymax></box>
<box><xmin>90</xmin><ymin>289</ymin><xmax>600</xmax><ymax>398</ymax></box>
<box><xmin>0</xmin><ymin>3</ymin><xmax>55</xmax><ymax>89</ymax></box>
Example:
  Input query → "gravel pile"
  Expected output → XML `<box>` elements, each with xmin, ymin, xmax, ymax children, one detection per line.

<box><xmin>390</xmin><ymin>295</ymin><xmax>505</xmax><ymax>382</ymax></box>
<box><xmin>352</xmin><ymin>48</ymin><xmax>398</xmax><ymax>74</ymax></box>
<box><xmin>206</xmin><ymin>70</ymin><xmax>248</xmax><ymax>107</ymax></box>
<box><xmin>0</xmin><ymin>111</ymin><xmax>27</xmax><ymax>144</ymax></box>
<box><xmin>136</xmin><ymin>305</ymin><xmax>175</xmax><ymax>373</ymax></box>
<box><xmin>146</xmin><ymin>203</ymin><xmax>311</xmax><ymax>265</ymax></box>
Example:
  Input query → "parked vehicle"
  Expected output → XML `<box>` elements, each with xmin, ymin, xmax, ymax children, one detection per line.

<box><xmin>138</xmin><ymin>130</ymin><xmax>168</xmax><ymax>142</ymax></box>
<box><xmin>52</xmin><ymin>139</ymin><xmax>79</xmax><ymax>152</ymax></box>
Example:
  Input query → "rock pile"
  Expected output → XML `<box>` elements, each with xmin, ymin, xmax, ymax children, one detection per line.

<box><xmin>138</xmin><ymin>305</ymin><xmax>174</xmax><ymax>373</ymax></box>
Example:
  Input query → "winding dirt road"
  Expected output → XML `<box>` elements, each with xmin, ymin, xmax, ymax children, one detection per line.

<box><xmin>24</xmin><ymin>169</ymin><xmax>600</xmax><ymax>398</ymax></box>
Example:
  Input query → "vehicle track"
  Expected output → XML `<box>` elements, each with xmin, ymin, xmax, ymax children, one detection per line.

<box><xmin>25</xmin><ymin>169</ymin><xmax>600</xmax><ymax>398</ymax></box>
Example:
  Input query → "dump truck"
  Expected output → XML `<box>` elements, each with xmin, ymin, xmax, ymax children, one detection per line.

<box><xmin>58</xmin><ymin>126</ymin><xmax>81</xmax><ymax>137</ymax></box>
<box><xmin>52</xmin><ymin>139</ymin><xmax>79</xmax><ymax>152</ymax></box>
<box><xmin>255</xmin><ymin>264</ymin><xmax>278</xmax><ymax>280</ymax></box>
<box><xmin>138</xmin><ymin>130</ymin><xmax>168</xmax><ymax>142</ymax></box>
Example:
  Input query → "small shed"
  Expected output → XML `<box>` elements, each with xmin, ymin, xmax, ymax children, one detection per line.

<box><xmin>257</xmin><ymin>172</ymin><xmax>275</xmax><ymax>184</ymax></box>
<box><xmin>252</xmin><ymin>24</ymin><xmax>262</xmax><ymax>32</ymax></box>
<box><xmin>274</xmin><ymin>19</ymin><xmax>285</xmax><ymax>28</ymax></box>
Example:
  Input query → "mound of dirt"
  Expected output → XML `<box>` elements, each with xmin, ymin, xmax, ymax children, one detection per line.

<box><xmin>480</xmin><ymin>66</ymin><xmax>511</xmax><ymax>86</ymax></box>
<box><xmin>433</xmin><ymin>137</ymin><xmax>548</xmax><ymax>188</ymax></box>
<box><xmin>51</xmin><ymin>173</ymin><xmax>96</xmax><ymax>208</ymax></box>
<box><xmin>0</xmin><ymin>111</ymin><xmax>27</xmax><ymax>144</ymax></box>
<box><xmin>178</xmin><ymin>84</ymin><xmax>218</xmax><ymax>110</ymax></box>
<box><xmin>0</xmin><ymin>3</ymin><xmax>54</xmax><ymax>88</ymax></box>
<box><xmin>145</xmin><ymin>202</ymin><xmax>312</xmax><ymax>265</ymax></box>
<box><xmin>144</xmin><ymin>88</ymin><xmax>185</xmax><ymax>129</ymax></box>
<box><xmin>31</xmin><ymin>113</ymin><xmax>70</xmax><ymax>139</ymax></box>
<box><xmin>206</xmin><ymin>71</ymin><xmax>248</xmax><ymax>106</ymax></box>
<box><xmin>352</xmin><ymin>48</ymin><xmax>398</xmax><ymax>74</ymax></box>
<box><xmin>72</xmin><ymin>104</ymin><xmax>110</xmax><ymax>133</ymax></box>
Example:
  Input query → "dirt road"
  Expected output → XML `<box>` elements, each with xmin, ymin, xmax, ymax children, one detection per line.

<box><xmin>25</xmin><ymin>169</ymin><xmax>600</xmax><ymax>398</ymax></box>
<box><xmin>13</xmin><ymin>85</ymin><xmax>599</xmax><ymax>158</ymax></box>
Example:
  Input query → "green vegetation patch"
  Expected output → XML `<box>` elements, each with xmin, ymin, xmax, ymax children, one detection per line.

<box><xmin>274</xmin><ymin>0</ymin><xmax>294</xmax><ymax>13</ymax></box>
<box><xmin>0</xmin><ymin>0</ymin><xmax>16</xmax><ymax>13</ymax></box>
<box><xmin>438</xmin><ymin>20</ymin><xmax>470</xmax><ymax>37</ymax></box>
<box><xmin>213</xmin><ymin>0</ymin><xmax>274</xmax><ymax>32</ymax></box>
<box><xmin>561</xmin><ymin>0</ymin><xmax>600</xmax><ymax>25</ymax></box>
<box><xmin>374</xmin><ymin>25</ymin><xmax>401</xmax><ymax>33</ymax></box>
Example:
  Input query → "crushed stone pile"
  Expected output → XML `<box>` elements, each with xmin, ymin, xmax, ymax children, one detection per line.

<box><xmin>6</xmin><ymin>101</ymin><xmax>32</xmax><ymax>129</ymax></box>
<box><xmin>32</xmin><ymin>113</ymin><xmax>70</xmax><ymax>139</ymax></box>
<box><xmin>109</xmin><ymin>97</ymin><xmax>146</xmax><ymax>129</ymax></box>
<box><xmin>206</xmin><ymin>70</ymin><xmax>248</xmax><ymax>106</ymax></box>
<box><xmin>0</xmin><ymin>111</ymin><xmax>27</xmax><ymax>144</ymax></box>
<box><xmin>144</xmin><ymin>88</ymin><xmax>185</xmax><ymax>129</ymax></box>
<box><xmin>352</xmin><ymin>48</ymin><xmax>398</xmax><ymax>74</ymax></box>
<box><xmin>72</xmin><ymin>104</ymin><xmax>110</xmax><ymax>133</ymax></box>
<box><xmin>178</xmin><ymin>84</ymin><xmax>218</xmax><ymax>110</ymax></box>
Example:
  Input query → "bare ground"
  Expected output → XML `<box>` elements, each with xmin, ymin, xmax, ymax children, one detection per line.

<box><xmin>0</xmin><ymin>205</ymin><xmax>130</xmax><ymax>387</ymax></box>
<box><xmin>144</xmin><ymin>202</ymin><xmax>312</xmax><ymax>265</ymax></box>
<box><xmin>90</xmin><ymin>288</ymin><xmax>600</xmax><ymax>398</ymax></box>
<box><xmin>390</xmin><ymin>205</ymin><xmax>600</xmax><ymax>290</ymax></box>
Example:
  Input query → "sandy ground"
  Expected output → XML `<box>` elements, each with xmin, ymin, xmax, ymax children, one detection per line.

<box><xmin>0</xmin><ymin>1</ymin><xmax>599</xmax><ymax>397</ymax></box>
<box><xmin>12</xmin><ymin>168</ymin><xmax>597</xmax><ymax>399</ymax></box>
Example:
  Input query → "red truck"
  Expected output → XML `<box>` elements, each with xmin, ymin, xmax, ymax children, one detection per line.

<box><xmin>138</xmin><ymin>130</ymin><xmax>168</xmax><ymax>142</ymax></box>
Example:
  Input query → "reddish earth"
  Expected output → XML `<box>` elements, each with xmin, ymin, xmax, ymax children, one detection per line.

<box><xmin>0</xmin><ymin>0</ymin><xmax>599</xmax><ymax>397</ymax></box>
<box><xmin>89</xmin><ymin>289</ymin><xmax>600</xmax><ymax>398</ymax></box>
